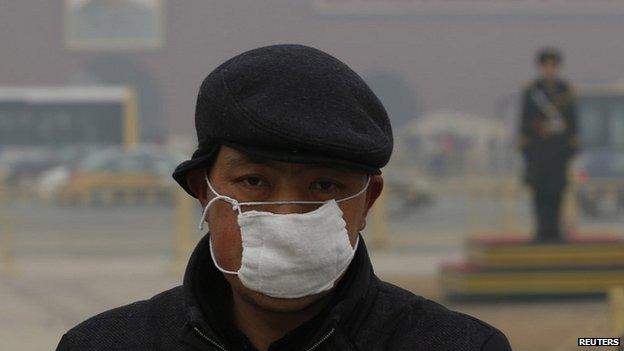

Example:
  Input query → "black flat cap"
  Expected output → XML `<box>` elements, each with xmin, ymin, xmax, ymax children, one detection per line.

<box><xmin>173</xmin><ymin>44</ymin><xmax>393</xmax><ymax>197</ymax></box>
<box><xmin>536</xmin><ymin>47</ymin><xmax>563</xmax><ymax>65</ymax></box>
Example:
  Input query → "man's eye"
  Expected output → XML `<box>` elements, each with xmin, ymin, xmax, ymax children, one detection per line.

<box><xmin>242</xmin><ymin>176</ymin><xmax>264</xmax><ymax>187</ymax></box>
<box><xmin>311</xmin><ymin>180</ymin><xmax>338</xmax><ymax>192</ymax></box>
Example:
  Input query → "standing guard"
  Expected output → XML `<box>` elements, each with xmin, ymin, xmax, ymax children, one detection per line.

<box><xmin>519</xmin><ymin>47</ymin><xmax>579</xmax><ymax>243</ymax></box>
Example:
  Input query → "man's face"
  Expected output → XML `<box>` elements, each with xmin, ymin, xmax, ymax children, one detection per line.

<box><xmin>538</xmin><ymin>59</ymin><xmax>560</xmax><ymax>82</ymax></box>
<box><xmin>187</xmin><ymin>146</ymin><xmax>383</xmax><ymax>312</ymax></box>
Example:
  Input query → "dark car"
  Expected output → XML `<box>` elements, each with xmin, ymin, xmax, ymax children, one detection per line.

<box><xmin>574</xmin><ymin>86</ymin><xmax>624</xmax><ymax>217</ymax></box>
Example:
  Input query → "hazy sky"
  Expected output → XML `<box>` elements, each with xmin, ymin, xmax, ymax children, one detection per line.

<box><xmin>3</xmin><ymin>1</ymin><xmax>624</xmax><ymax>136</ymax></box>
<box><xmin>187</xmin><ymin>1</ymin><xmax>624</xmax><ymax>124</ymax></box>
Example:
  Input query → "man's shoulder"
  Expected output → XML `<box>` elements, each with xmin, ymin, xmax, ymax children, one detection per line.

<box><xmin>366</xmin><ymin>280</ymin><xmax>511</xmax><ymax>350</ymax></box>
<box><xmin>57</xmin><ymin>286</ymin><xmax>185</xmax><ymax>350</ymax></box>
<box><xmin>374</xmin><ymin>280</ymin><xmax>498</xmax><ymax>332</ymax></box>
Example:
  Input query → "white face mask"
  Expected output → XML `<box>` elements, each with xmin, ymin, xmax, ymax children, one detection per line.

<box><xmin>199</xmin><ymin>174</ymin><xmax>369</xmax><ymax>299</ymax></box>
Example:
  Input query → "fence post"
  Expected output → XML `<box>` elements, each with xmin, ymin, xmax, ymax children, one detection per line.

<box><xmin>502</xmin><ymin>178</ymin><xmax>518</xmax><ymax>235</ymax></box>
<box><xmin>370</xmin><ymin>185</ymin><xmax>388</xmax><ymax>249</ymax></box>
<box><xmin>0</xmin><ymin>178</ymin><xmax>15</xmax><ymax>275</ymax></box>
<box><xmin>1</xmin><ymin>218</ymin><xmax>15</xmax><ymax>276</ymax></box>
<box><xmin>610</xmin><ymin>286</ymin><xmax>624</xmax><ymax>337</ymax></box>
<box><xmin>563</xmin><ymin>168</ymin><xmax>578</xmax><ymax>232</ymax></box>
<box><xmin>464</xmin><ymin>178</ymin><xmax>480</xmax><ymax>237</ymax></box>
<box><xmin>173</xmin><ymin>187</ymin><xmax>194</xmax><ymax>272</ymax></box>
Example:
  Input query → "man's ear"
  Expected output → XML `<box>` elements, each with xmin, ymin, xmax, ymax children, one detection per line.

<box><xmin>358</xmin><ymin>175</ymin><xmax>383</xmax><ymax>231</ymax></box>
<box><xmin>363</xmin><ymin>175</ymin><xmax>384</xmax><ymax>218</ymax></box>
<box><xmin>185</xmin><ymin>168</ymin><xmax>209</xmax><ymax>206</ymax></box>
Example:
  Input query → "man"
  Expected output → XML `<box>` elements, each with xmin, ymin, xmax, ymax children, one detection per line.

<box><xmin>519</xmin><ymin>47</ymin><xmax>578</xmax><ymax>243</ymax></box>
<box><xmin>57</xmin><ymin>44</ymin><xmax>511</xmax><ymax>350</ymax></box>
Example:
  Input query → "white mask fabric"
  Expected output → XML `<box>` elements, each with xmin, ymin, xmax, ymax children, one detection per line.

<box><xmin>199</xmin><ymin>174</ymin><xmax>369</xmax><ymax>299</ymax></box>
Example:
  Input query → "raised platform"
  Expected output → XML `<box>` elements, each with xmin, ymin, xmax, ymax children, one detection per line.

<box><xmin>441</xmin><ymin>262</ymin><xmax>624</xmax><ymax>299</ymax></box>
<box><xmin>440</xmin><ymin>233</ymin><xmax>624</xmax><ymax>299</ymax></box>
<box><xmin>466</xmin><ymin>234</ymin><xmax>624</xmax><ymax>268</ymax></box>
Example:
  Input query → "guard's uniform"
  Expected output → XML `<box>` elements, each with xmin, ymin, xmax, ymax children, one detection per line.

<box><xmin>519</xmin><ymin>78</ymin><xmax>578</xmax><ymax>242</ymax></box>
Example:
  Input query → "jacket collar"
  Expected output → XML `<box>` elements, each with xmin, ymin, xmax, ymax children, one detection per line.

<box><xmin>180</xmin><ymin>232</ymin><xmax>376</xmax><ymax>350</ymax></box>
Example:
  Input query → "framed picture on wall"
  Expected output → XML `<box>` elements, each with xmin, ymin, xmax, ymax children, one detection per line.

<box><xmin>65</xmin><ymin>0</ymin><xmax>165</xmax><ymax>51</ymax></box>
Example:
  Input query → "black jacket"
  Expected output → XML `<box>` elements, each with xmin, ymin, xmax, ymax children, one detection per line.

<box><xmin>57</xmin><ymin>234</ymin><xmax>512</xmax><ymax>350</ymax></box>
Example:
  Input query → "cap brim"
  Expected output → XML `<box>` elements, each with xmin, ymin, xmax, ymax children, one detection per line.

<box><xmin>172</xmin><ymin>148</ymin><xmax>219</xmax><ymax>198</ymax></box>
<box><xmin>172</xmin><ymin>142</ymin><xmax>381</xmax><ymax>198</ymax></box>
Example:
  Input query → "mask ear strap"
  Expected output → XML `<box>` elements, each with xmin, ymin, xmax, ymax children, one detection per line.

<box><xmin>205</xmin><ymin>172</ymin><xmax>221</xmax><ymax>197</ymax></box>
<box><xmin>352</xmin><ymin>235</ymin><xmax>360</xmax><ymax>252</ymax></box>
<box><xmin>236</xmin><ymin>176</ymin><xmax>371</xmax><ymax>207</ymax></box>
<box><xmin>198</xmin><ymin>196</ymin><xmax>242</xmax><ymax>231</ymax></box>
<box><xmin>238</xmin><ymin>199</ymin><xmax>326</xmax><ymax>206</ymax></box>
<box><xmin>199</xmin><ymin>174</ymin><xmax>243</xmax><ymax>230</ymax></box>
<box><xmin>336</xmin><ymin>176</ymin><xmax>370</xmax><ymax>203</ymax></box>
<box><xmin>209</xmin><ymin>236</ymin><xmax>239</xmax><ymax>275</ymax></box>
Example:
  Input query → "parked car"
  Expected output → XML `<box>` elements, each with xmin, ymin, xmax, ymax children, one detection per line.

<box><xmin>54</xmin><ymin>146</ymin><xmax>183</xmax><ymax>206</ymax></box>
<box><xmin>574</xmin><ymin>152</ymin><xmax>624</xmax><ymax>217</ymax></box>
<box><xmin>0</xmin><ymin>149</ymin><xmax>60</xmax><ymax>187</ymax></box>
<box><xmin>1</xmin><ymin>147</ymin><xmax>94</xmax><ymax>199</ymax></box>
<box><xmin>384</xmin><ymin>173</ymin><xmax>435</xmax><ymax>216</ymax></box>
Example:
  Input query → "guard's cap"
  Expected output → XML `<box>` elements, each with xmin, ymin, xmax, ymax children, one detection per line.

<box><xmin>536</xmin><ymin>47</ymin><xmax>563</xmax><ymax>65</ymax></box>
<box><xmin>172</xmin><ymin>44</ymin><xmax>393</xmax><ymax>197</ymax></box>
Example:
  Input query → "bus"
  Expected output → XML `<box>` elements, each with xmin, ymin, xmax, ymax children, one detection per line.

<box><xmin>0</xmin><ymin>86</ymin><xmax>138</xmax><ymax>150</ymax></box>
<box><xmin>0</xmin><ymin>86</ymin><xmax>139</xmax><ymax>191</ymax></box>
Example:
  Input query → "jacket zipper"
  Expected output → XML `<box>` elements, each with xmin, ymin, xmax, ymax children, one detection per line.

<box><xmin>193</xmin><ymin>326</ymin><xmax>228</xmax><ymax>351</ymax></box>
<box><xmin>193</xmin><ymin>326</ymin><xmax>335</xmax><ymax>351</ymax></box>
<box><xmin>304</xmin><ymin>327</ymin><xmax>335</xmax><ymax>351</ymax></box>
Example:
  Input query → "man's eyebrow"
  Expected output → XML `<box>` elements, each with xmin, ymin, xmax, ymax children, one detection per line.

<box><xmin>224</xmin><ymin>153</ymin><xmax>270</xmax><ymax>169</ymax></box>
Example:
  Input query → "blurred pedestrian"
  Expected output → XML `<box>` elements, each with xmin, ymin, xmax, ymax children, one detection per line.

<box><xmin>519</xmin><ymin>47</ymin><xmax>579</xmax><ymax>243</ymax></box>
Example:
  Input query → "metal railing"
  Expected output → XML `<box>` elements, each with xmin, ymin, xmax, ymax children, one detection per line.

<box><xmin>0</xmin><ymin>178</ymin><xmax>15</xmax><ymax>275</ymax></box>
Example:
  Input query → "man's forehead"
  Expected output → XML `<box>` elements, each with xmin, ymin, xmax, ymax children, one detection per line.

<box><xmin>220</xmin><ymin>148</ymin><xmax>364</xmax><ymax>175</ymax></box>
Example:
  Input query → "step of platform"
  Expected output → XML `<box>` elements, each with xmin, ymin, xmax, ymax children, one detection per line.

<box><xmin>440</xmin><ymin>233</ymin><xmax>624</xmax><ymax>299</ymax></box>
<box><xmin>440</xmin><ymin>262</ymin><xmax>624</xmax><ymax>299</ymax></box>
<box><xmin>466</xmin><ymin>234</ymin><xmax>624</xmax><ymax>268</ymax></box>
